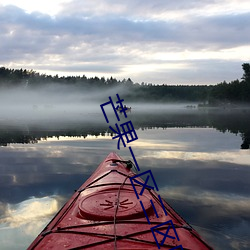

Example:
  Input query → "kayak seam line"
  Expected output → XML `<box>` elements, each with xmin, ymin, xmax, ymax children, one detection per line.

<box><xmin>149</xmin><ymin>191</ymin><xmax>213</xmax><ymax>249</ymax></box>
<box><xmin>149</xmin><ymin>190</ymin><xmax>184</xmax><ymax>225</ymax></box>
<box><xmin>82</xmin><ymin>170</ymin><xmax>135</xmax><ymax>190</ymax></box>
<box><xmin>79</xmin><ymin>182</ymin><xmax>142</xmax><ymax>191</ymax></box>
<box><xmin>53</xmin><ymin>227</ymin><xmax>190</xmax><ymax>250</ymax></box>
<box><xmin>55</xmin><ymin>220</ymin><xmax>176</xmax><ymax>230</ymax></box>
<box><xmin>54</xmin><ymin>223</ymin><xmax>188</xmax><ymax>232</ymax></box>
<box><xmin>39</xmin><ymin>191</ymin><xmax>82</xmax><ymax>239</ymax></box>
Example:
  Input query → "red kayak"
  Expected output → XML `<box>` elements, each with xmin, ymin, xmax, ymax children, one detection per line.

<box><xmin>28</xmin><ymin>152</ymin><xmax>213</xmax><ymax>249</ymax></box>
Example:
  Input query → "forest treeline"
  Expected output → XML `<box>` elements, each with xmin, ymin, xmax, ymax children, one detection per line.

<box><xmin>1</xmin><ymin>109</ymin><xmax>250</xmax><ymax>148</ymax></box>
<box><xmin>0</xmin><ymin>63</ymin><xmax>250</xmax><ymax>104</ymax></box>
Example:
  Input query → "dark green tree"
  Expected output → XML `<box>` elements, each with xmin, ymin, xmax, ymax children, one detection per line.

<box><xmin>242</xmin><ymin>63</ymin><xmax>250</xmax><ymax>82</ymax></box>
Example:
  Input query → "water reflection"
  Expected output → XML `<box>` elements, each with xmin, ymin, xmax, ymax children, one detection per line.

<box><xmin>0</xmin><ymin>196</ymin><xmax>63</xmax><ymax>250</ymax></box>
<box><xmin>1</xmin><ymin>196</ymin><xmax>59</xmax><ymax>228</ymax></box>
<box><xmin>0</xmin><ymin>109</ymin><xmax>250</xmax><ymax>249</ymax></box>
<box><xmin>0</xmin><ymin>108</ymin><xmax>250</xmax><ymax>149</ymax></box>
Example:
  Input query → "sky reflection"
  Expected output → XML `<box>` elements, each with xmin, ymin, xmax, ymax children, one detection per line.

<box><xmin>0</xmin><ymin>196</ymin><xmax>63</xmax><ymax>250</ymax></box>
<box><xmin>0</xmin><ymin>126</ymin><xmax>250</xmax><ymax>249</ymax></box>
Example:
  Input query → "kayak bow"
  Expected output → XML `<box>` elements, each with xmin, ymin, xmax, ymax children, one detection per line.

<box><xmin>28</xmin><ymin>152</ymin><xmax>213</xmax><ymax>249</ymax></box>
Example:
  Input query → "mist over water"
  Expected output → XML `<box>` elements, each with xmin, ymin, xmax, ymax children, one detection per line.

<box><xmin>0</xmin><ymin>85</ymin><xmax>101</xmax><ymax>122</ymax></box>
<box><xmin>0</xmin><ymin>84</ymin><xmax>197</xmax><ymax>125</ymax></box>
<box><xmin>0</xmin><ymin>84</ymin><xmax>250</xmax><ymax>149</ymax></box>
<box><xmin>0</xmin><ymin>84</ymin><xmax>250</xmax><ymax>249</ymax></box>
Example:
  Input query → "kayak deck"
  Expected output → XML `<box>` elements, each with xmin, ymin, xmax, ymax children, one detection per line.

<box><xmin>28</xmin><ymin>152</ymin><xmax>213</xmax><ymax>249</ymax></box>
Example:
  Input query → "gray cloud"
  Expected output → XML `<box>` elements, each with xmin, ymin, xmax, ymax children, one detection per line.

<box><xmin>132</xmin><ymin>60</ymin><xmax>244</xmax><ymax>85</ymax></box>
<box><xmin>59</xmin><ymin>0</ymin><xmax>217</xmax><ymax>18</ymax></box>
<box><xmin>39</xmin><ymin>64</ymin><xmax>121</xmax><ymax>74</ymax></box>
<box><xmin>0</xmin><ymin>2</ymin><xmax>249</xmax><ymax>84</ymax></box>
<box><xmin>186</xmin><ymin>13</ymin><xmax>250</xmax><ymax>49</ymax></box>
<box><xmin>1</xmin><ymin>4</ymin><xmax>249</xmax><ymax>47</ymax></box>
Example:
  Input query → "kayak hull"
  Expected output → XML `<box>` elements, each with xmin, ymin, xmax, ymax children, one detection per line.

<box><xmin>28</xmin><ymin>152</ymin><xmax>213</xmax><ymax>249</ymax></box>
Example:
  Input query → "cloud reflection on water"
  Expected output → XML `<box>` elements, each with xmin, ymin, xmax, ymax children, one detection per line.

<box><xmin>159</xmin><ymin>186</ymin><xmax>250</xmax><ymax>250</ymax></box>
<box><xmin>0</xmin><ymin>126</ymin><xmax>249</xmax><ymax>249</ymax></box>
<box><xmin>0</xmin><ymin>196</ymin><xmax>62</xmax><ymax>250</ymax></box>
<box><xmin>0</xmin><ymin>196</ymin><xmax>59</xmax><ymax>228</ymax></box>
<box><xmin>148</xmin><ymin>150</ymin><xmax>250</xmax><ymax>166</ymax></box>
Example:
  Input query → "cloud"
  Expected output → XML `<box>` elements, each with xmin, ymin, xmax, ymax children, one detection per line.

<box><xmin>4</xmin><ymin>5</ymin><xmax>248</xmax><ymax>49</ymax></box>
<box><xmin>159</xmin><ymin>186</ymin><xmax>250</xmax><ymax>215</ymax></box>
<box><xmin>0</xmin><ymin>196</ymin><xmax>62</xmax><ymax>249</ymax></box>
<box><xmin>0</xmin><ymin>196</ymin><xmax>59</xmax><ymax>228</ymax></box>
<box><xmin>0</xmin><ymin>1</ymin><xmax>250</xmax><ymax>84</ymax></box>
<box><xmin>58</xmin><ymin>0</ymin><xmax>242</xmax><ymax>19</ymax></box>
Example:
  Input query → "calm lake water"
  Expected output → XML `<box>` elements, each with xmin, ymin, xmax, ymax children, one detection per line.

<box><xmin>0</xmin><ymin>104</ymin><xmax>250</xmax><ymax>249</ymax></box>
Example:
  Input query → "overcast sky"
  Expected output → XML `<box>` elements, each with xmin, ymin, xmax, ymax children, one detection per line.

<box><xmin>0</xmin><ymin>0</ymin><xmax>250</xmax><ymax>85</ymax></box>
